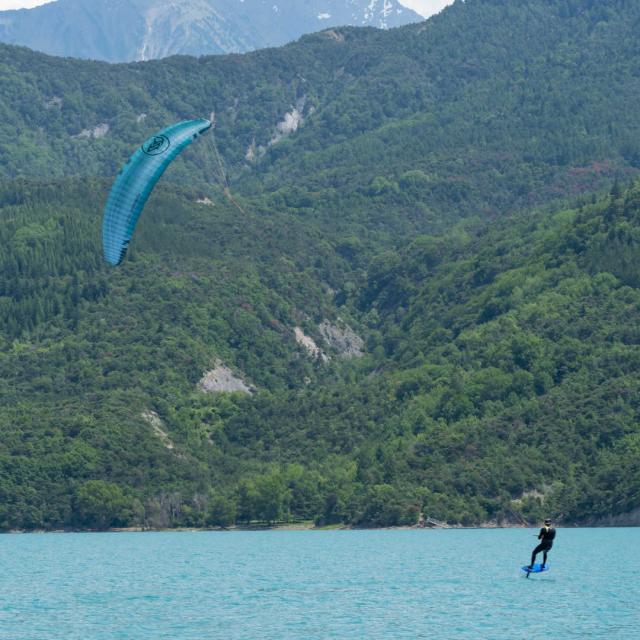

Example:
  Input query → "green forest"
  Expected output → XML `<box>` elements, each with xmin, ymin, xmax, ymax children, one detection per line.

<box><xmin>0</xmin><ymin>0</ymin><xmax>639</xmax><ymax>530</ymax></box>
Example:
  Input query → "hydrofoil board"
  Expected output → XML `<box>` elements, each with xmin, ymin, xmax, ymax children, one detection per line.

<box><xmin>522</xmin><ymin>563</ymin><xmax>549</xmax><ymax>577</ymax></box>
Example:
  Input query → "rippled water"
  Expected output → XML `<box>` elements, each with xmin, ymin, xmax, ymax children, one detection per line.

<box><xmin>1</xmin><ymin>528</ymin><xmax>638</xmax><ymax>639</ymax></box>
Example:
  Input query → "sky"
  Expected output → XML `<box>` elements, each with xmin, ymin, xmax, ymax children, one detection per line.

<box><xmin>399</xmin><ymin>0</ymin><xmax>453</xmax><ymax>17</ymax></box>
<box><xmin>0</xmin><ymin>0</ymin><xmax>49</xmax><ymax>8</ymax></box>
<box><xmin>0</xmin><ymin>1</ymin><xmax>454</xmax><ymax>18</ymax></box>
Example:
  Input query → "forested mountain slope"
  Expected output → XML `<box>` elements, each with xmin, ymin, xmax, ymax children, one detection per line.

<box><xmin>1</xmin><ymin>0</ymin><xmax>639</xmax><ymax>530</ymax></box>
<box><xmin>2</xmin><ymin>0</ymin><xmax>640</xmax><ymax>236</ymax></box>
<box><xmin>2</xmin><ymin>177</ymin><xmax>639</xmax><ymax>529</ymax></box>
<box><xmin>0</xmin><ymin>0</ymin><xmax>419</xmax><ymax>61</ymax></box>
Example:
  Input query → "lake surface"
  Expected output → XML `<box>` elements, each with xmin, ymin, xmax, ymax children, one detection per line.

<box><xmin>1</xmin><ymin>528</ymin><xmax>637</xmax><ymax>639</ymax></box>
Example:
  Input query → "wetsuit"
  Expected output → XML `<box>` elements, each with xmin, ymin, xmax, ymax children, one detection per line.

<box><xmin>530</xmin><ymin>526</ymin><xmax>556</xmax><ymax>567</ymax></box>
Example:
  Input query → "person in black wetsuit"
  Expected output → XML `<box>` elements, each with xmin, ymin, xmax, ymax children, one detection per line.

<box><xmin>529</xmin><ymin>518</ymin><xmax>556</xmax><ymax>569</ymax></box>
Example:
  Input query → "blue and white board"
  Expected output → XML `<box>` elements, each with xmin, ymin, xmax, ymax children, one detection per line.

<box><xmin>522</xmin><ymin>563</ymin><xmax>549</xmax><ymax>576</ymax></box>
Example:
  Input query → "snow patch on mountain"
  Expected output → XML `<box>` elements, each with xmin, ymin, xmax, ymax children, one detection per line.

<box><xmin>0</xmin><ymin>0</ymin><xmax>422</xmax><ymax>62</ymax></box>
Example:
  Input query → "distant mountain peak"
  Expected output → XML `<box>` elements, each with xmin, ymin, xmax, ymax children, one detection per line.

<box><xmin>0</xmin><ymin>0</ymin><xmax>422</xmax><ymax>62</ymax></box>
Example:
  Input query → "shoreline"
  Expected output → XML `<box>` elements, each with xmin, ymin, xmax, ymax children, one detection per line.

<box><xmin>4</xmin><ymin>521</ymin><xmax>639</xmax><ymax>534</ymax></box>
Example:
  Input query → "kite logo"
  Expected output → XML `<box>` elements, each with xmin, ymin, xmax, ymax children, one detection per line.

<box><xmin>142</xmin><ymin>135</ymin><xmax>170</xmax><ymax>156</ymax></box>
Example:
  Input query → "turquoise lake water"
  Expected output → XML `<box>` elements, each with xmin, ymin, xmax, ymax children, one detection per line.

<box><xmin>1</xmin><ymin>528</ymin><xmax>638</xmax><ymax>639</ymax></box>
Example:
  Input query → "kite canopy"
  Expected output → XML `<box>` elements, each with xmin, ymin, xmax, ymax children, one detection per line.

<box><xmin>102</xmin><ymin>118</ymin><xmax>212</xmax><ymax>266</ymax></box>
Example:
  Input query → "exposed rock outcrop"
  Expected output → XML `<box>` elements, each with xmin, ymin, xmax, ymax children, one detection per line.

<box><xmin>73</xmin><ymin>123</ymin><xmax>109</xmax><ymax>139</ymax></box>
<box><xmin>141</xmin><ymin>410</ymin><xmax>175</xmax><ymax>450</ymax></box>
<box><xmin>198</xmin><ymin>362</ymin><xmax>254</xmax><ymax>394</ymax></box>
<box><xmin>294</xmin><ymin>327</ymin><xmax>329</xmax><ymax>362</ymax></box>
<box><xmin>319</xmin><ymin>319</ymin><xmax>364</xmax><ymax>358</ymax></box>
<box><xmin>44</xmin><ymin>96</ymin><xmax>62</xmax><ymax>109</ymax></box>
<box><xmin>270</xmin><ymin>97</ymin><xmax>306</xmax><ymax>146</ymax></box>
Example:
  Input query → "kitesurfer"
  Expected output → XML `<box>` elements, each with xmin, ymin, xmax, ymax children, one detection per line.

<box><xmin>529</xmin><ymin>518</ymin><xmax>556</xmax><ymax>569</ymax></box>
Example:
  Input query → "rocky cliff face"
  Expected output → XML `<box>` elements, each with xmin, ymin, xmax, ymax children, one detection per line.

<box><xmin>0</xmin><ymin>0</ymin><xmax>421</xmax><ymax>62</ymax></box>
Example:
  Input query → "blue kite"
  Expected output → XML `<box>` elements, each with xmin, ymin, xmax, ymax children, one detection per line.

<box><xmin>102</xmin><ymin>118</ymin><xmax>212</xmax><ymax>266</ymax></box>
